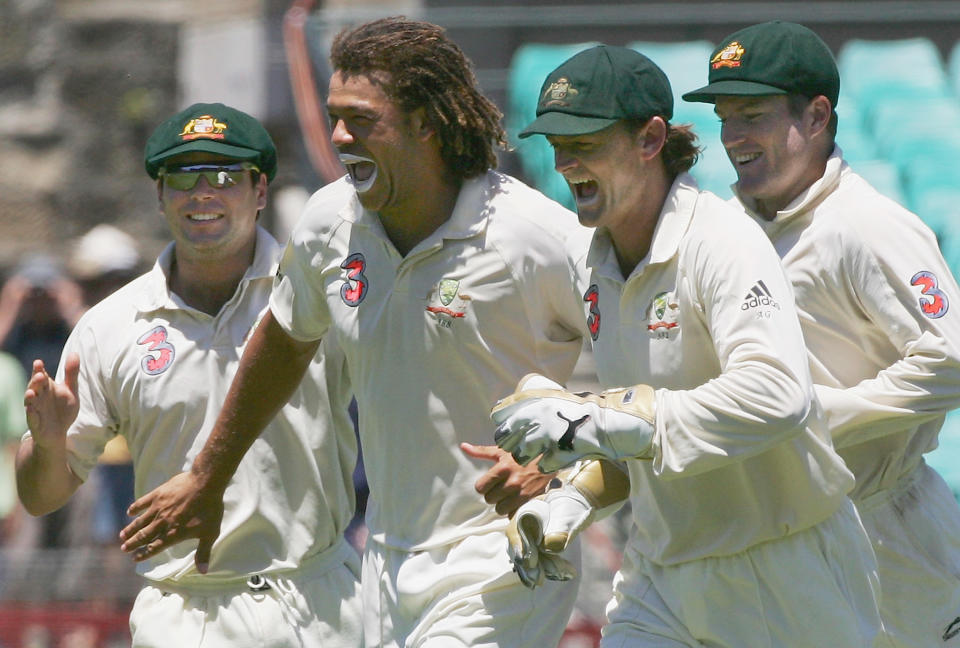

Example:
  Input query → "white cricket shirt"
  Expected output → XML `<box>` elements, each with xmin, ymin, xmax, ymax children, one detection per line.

<box><xmin>33</xmin><ymin>227</ymin><xmax>358</xmax><ymax>585</ymax></box>
<box><xmin>738</xmin><ymin>149</ymin><xmax>960</xmax><ymax>500</ymax></box>
<box><xmin>584</xmin><ymin>173</ymin><xmax>854</xmax><ymax>566</ymax></box>
<box><xmin>271</xmin><ymin>172</ymin><xmax>591</xmax><ymax>551</ymax></box>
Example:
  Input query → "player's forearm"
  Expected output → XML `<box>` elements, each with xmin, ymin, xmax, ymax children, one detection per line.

<box><xmin>190</xmin><ymin>310</ymin><xmax>320</xmax><ymax>491</ymax></box>
<box><xmin>15</xmin><ymin>437</ymin><xmax>82</xmax><ymax>516</ymax></box>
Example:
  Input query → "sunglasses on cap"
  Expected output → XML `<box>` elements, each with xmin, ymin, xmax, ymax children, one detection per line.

<box><xmin>158</xmin><ymin>161</ymin><xmax>260</xmax><ymax>191</ymax></box>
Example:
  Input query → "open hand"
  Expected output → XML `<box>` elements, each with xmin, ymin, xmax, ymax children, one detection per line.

<box><xmin>119</xmin><ymin>471</ymin><xmax>225</xmax><ymax>573</ymax></box>
<box><xmin>460</xmin><ymin>442</ymin><xmax>553</xmax><ymax>517</ymax></box>
<box><xmin>24</xmin><ymin>355</ymin><xmax>80</xmax><ymax>446</ymax></box>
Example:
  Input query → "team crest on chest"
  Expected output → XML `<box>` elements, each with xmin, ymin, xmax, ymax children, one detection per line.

<box><xmin>646</xmin><ymin>291</ymin><xmax>680</xmax><ymax>338</ymax></box>
<box><xmin>137</xmin><ymin>325</ymin><xmax>175</xmax><ymax>375</ymax></box>
<box><xmin>426</xmin><ymin>278</ymin><xmax>471</xmax><ymax>328</ymax></box>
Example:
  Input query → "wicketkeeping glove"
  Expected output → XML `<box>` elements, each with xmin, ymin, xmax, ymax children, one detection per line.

<box><xmin>506</xmin><ymin>497</ymin><xmax>578</xmax><ymax>589</ymax></box>
<box><xmin>491</xmin><ymin>373</ymin><xmax>656</xmax><ymax>473</ymax></box>
<box><xmin>506</xmin><ymin>459</ymin><xmax>630</xmax><ymax>589</ymax></box>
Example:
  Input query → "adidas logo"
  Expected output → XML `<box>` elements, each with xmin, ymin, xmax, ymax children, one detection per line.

<box><xmin>740</xmin><ymin>279</ymin><xmax>780</xmax><ymax>311</ymax></box>
<box><xmin>944</xmin><ymin>615</ymin><xmax>960</xmax><ymax>641</ymax></box>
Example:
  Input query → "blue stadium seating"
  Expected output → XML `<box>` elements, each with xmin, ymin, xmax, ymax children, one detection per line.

<box><xmin>925</xmin><ymin>409</ymin><xmax>960</xmax><ymax>502</ymax></box>
<box><xmin>948</xmin><ymin>40</ymin><xmax>960</xmax><ymax>99</ymax></box>
<box><xmin>838</xmin><ymin>37</ymin><xmax>952</xmax><ymax>123</ymax></box>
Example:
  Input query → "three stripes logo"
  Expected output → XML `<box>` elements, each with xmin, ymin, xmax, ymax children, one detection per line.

<box><xmin>741</xmin><ymin>279</ymin><xmax>780</xmax><ymax>311</ymax></box>
<box><xmin>944</xmin><ymin>616</ymin><xmax>960</xmax><ymax>641</ymax></box>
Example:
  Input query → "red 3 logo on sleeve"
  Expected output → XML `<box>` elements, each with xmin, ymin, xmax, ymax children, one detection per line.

<box><xmin>137</xmin><ymin>325</ymin><xmax>176</xmax><ymax>375</ymax></box>
<box><xmin>910</xmin><ymin>270</ymin><xmax>950</xmax><ymax>319</ymax></box>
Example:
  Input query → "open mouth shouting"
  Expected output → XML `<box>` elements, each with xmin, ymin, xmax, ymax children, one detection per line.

<box><xmin>340</xmin><ymin>153</ymin><xmax>378</xmax><ymax>193</ymax></box>
<box><xmin>569</xmin><ymin>178</ymin><xmax>600</xmax><ymax>208</ymax></box>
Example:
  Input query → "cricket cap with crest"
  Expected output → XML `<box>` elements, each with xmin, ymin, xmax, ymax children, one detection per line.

<box><xmin>682</xmin><ymin>21</ymin><xmax>839</xmax><ymax>107</ymax></box>
<box><xmin>144</xmin><ymin>102</ymin><xmax>277</xmax><ymax>181</ymax></box>
<box><xmin>519</xmin><ymin>45</ymin><xmax>673</xmax><ymax>139</ymax></box>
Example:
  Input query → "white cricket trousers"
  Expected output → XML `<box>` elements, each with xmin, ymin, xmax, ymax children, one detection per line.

<box><xmin>602</xmin><ymin>498</ymin><xmax>885</xmax><ymax>647</ymax></box>
<box><xmin>856</xmin><ymin>460</ymin><xmax>960</xmax><ymax>647</ymax></box>
<box><xmin>129</xmin><ymin>538</ymin><xmax>364</xmax><ymax>647</ymax></box>
<box><xmin>362</xmin><ymin>529</ymin><xmax>581</xmax><ymax>647</ymax></box>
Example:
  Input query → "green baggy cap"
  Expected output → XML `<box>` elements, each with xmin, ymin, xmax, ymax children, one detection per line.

<box><xmin>682</xmin><ymin>21</ymin><xmax>839</xmax><ymax>107</ymax></box>
<box><xmin>520</xmin><ymin>45</ymin><xmax>673</xmax><ymax>139</ymax></box>
<box><xmin>144</xmin><ymin>102</ymin><xmax>277</xmax><ymax>181</ymax></box>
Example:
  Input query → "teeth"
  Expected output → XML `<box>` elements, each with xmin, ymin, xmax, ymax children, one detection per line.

<box><xmin>568</xmin><ymin>178</ymin><xmax>599</xmax><ymax>207</ymax></box>
<box><xmin>339</xmin><ymin>154</ymin><xmax>377</xmax><ymax>193</ymax></box>
<box><xmin>189</xmin><ymin>212</ymin><xmax>221</xmax><ymax>221</ymax></box>
<box><xmin>734</xmin><ymin>152</ymin><xmax>761</xmax><ymax>164</ymax></box>
<box><xmin>339</xmin><ymin>153</ymin><xmax>371</xmax><ymax>166</ymax></box>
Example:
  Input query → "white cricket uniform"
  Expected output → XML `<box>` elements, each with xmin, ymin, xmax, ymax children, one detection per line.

<box><xmin>736</xmin><ymin>148</ymin><xmax>960</xmax><ymax>647</ymax></box>
<box><xmin>582</xmin><ymin>173</ymin><xmax>883</xmax><ymax>647</ymax></box>
<box><xmin>24</xmin><ymin>227</ymin><xmax>363</xmax><ymax>648</ymax></box>
<box><xmin>270</xmin><ymin>171</ymin><xmax>592</xmax><ymax>647</ymax></box>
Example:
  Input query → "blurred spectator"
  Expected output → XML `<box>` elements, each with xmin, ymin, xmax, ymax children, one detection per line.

<box><xmin>68</xmin><ymin>224</ymin><xmax>146</xmax><ymax>311</ymax></box>
<box><xmin>0</xmin><ymin>350</ymin><xmax>27</xmax><ymax>541</ymax></box>
<box><xmin>0</xmin><ymin>254</ymin><xmax>80</xmax><ymax>549</ymax></box>
<box><xmin>0</xmin><ymin>254</ymin><xmax>83</xmax><ymax>377</ymax></box>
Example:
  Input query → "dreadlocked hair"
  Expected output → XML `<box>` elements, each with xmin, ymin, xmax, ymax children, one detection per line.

<box><xmin>330</xmin><ymin>16</ymin><xmax>507</xmax><ymax>180</ymax></box>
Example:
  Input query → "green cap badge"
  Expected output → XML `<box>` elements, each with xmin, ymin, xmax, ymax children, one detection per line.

<box><xmin>144</xmin><ymin>102</ymin><xmax>277</xmax><ymax>181</ymax></box>
<box><xmin>682</xmin><ymin>21</ymin><xmax>839</xmax><ymax>107</ymax></box>
<box><xmin>519</xmin><ymin>45</ymin><xmax>673</xmax><ymax>139</ymax></box>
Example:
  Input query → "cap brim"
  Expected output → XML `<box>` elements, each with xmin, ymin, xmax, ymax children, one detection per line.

<box><xmin>147</xmin><ymin>140</ymin><xmax>261</xmax><ymax>169</ymax></box>
<box><xmin>518</xmin><ymin>112</ymin><xmax>618</xmax><ymax>139</ymax></box>
<box><xmin>681</xmin><ymin>80</ymin><xmax>787</xmax><ymax>104</ymax></box>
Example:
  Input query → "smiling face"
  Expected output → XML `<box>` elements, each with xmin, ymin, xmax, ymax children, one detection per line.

<box><xmin>327</xmin><ymin>71</ymin><xmax>439</xmax><ymax>219</ymax></box>
<box><xmin>715</xmin><ymin>94</ymin><xmax>830</xmax><ymax>219</ymax></box>
<box><xmin>547</xmin><ymin>121</ymin><xmax>649</xmax><ymax>232</ymax></box>
<box><xmin>158</xmin><ymin>152</ymin><xmax>266</xmax><ymax>263</ymax></box>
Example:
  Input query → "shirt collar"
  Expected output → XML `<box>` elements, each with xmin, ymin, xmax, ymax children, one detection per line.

<box><xmin>735</xmin><ymin>145</ymin><xmax>846</xmax><ymax>225</ymax></box>
<box><xmin>133</xmin><ymin>226</ymin><xmax>280</xmax><ymax>314</ymax></box>
<box><xmin>337</xmin><ymin>172</ymin><xmax>494</xmax><ymax>243</ymax></box>
<box><xmin>586</xmin><ymin>172</ymin><xmax>700</xmax><ymax>279</ymax></box>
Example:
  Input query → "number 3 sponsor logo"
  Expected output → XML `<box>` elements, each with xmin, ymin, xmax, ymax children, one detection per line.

<box><xmin>340</xmin><ymin>252</ymin><xmax>368</xmax><ymax>307</ymax></box>
<box><xmin>910</xmin><ymin>270</ymin><xmax>949</xmax><ymax>319</ymax></box>
<box><xmin>137</xmin><ymin>325</ymin><xmax>175</xmax><ymax>375</ymax></box>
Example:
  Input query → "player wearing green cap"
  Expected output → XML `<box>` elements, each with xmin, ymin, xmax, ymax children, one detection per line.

<box><xmin>684</xmin><ymin>20</ymin><xmax>960</xmax><ymax>647</ymax></box>
<box><xmin>116</xmin><ymin>19</ymin><xmax>593</xmax><ymax>648</ymax></box>
<box><xmin>493</xmin><ymin>44</ymin><xmax>885</xmax><ymax>646</ymax></box>
<box><xmin>17</xmin><ymin>102</ymin><xmax>363</xmax><ymax>647</ymax></box>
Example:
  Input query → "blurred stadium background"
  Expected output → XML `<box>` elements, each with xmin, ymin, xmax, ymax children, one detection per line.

<box><xmin>2</xmin><ymin>1</ymin><xmax>960</xmax><ymax>646</ymax></box>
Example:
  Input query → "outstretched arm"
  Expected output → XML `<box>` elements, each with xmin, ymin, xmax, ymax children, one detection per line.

<box><xmin>119</xmin><ymin>310</ymin><xmax>320</xmax><ymax>572</ymax></box>
<box><xmin>16</xmin><ymin>355</ymin><xmax>84</xmax><ymax>515</ymax></box>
